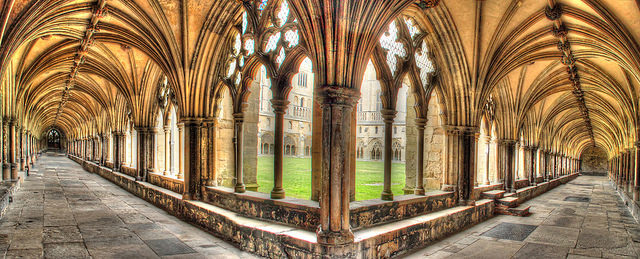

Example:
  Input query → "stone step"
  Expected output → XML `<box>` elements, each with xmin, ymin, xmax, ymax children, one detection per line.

<box><xmin>503</xmin><ymin>192</ymin><xmax>516</xmax><ymax>198</ymax></box>
<box><xmin>497</xmin><ymin>197</ymin><xmax>518</xmax><ymax>208</ymax></box>
<box><xmin>495</xmin><ymin>205</ymin><xmax>531</xmax><ymax>217</ymax></box>
<box><xmin>481</xmin><ymin>190</ymin><xmax>506</xmax><ymax>199</ymax></box>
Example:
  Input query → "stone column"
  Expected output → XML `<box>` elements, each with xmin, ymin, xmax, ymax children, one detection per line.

<box><xmin>163</xmin><ymin>126</ymin><xmax>171</xmax><ymax>175</ymax></box>
<box><xmin>634</xmin><ymin>143</ymin><xmax>640</xmax><ymax>201</ymax></box>
<box><xmin>271</xmin><ymin>99</ymin><xmax>288</xmax><ymax>199</ymax></box>
<box><xmin>182</xmin><ymin>119</ymin><xmax>204</xmax><ymax>200</ymax></box>
<box><xmin>177</xmin><ymin>123</ymin><xmax>184</xmax><ymax>179</ymax></box>
<box><xmin>414</xmin><ymin>118</ymin><xmax>426</xmax><ymax>195</ymax></box>
<box><xmin>205</xmin><ymin>119</ymin><xmax>217</xmax><ymax>186</ymax></box>
<box><xmin>443</xmin><ymin>126</ymin><xmax>477</xmax><ymax>204</ymax></box>
<box><xmin>135</xmin><ymin>128</ymin><xmax>148</xmax><ymax>180</ymax></box>
<box><xmin>316</xmin><ymin>86</ymin><xmax>358</xmax><ymax>245</ymax></box>
<box><xmin>1</xmin><ymin>119</ymin><xmax>6</xmax><ymax>181</ymax></box>
<box><xmin>9</xmin><ymin>119</ymin><xmax>17</xmax><ymax>180</ymax></box>
<box><xmin>147</xmin><ymin>128</ymin><xmax>157</xmax><ymax>175</ymax></box>
<box><xmin>381</xmin><ymin>108</ymin><xmax>397</xmax><ymax>201</ymax></box>
<box><xmin>530</xmin><ymin>147</ymin><xmax>538</xmax><ymax>185</ymax></box>
<box><xmin>113</xmin><ymin>132</ymin><xmax>122</xmax><ymax>172</ymax></box>
<box><xmin>498</xmin><ymin>140</ymin><xmax>516</xmax><ymax>193</ymax></box>
<box><xmin>232</xmin><ymin>112</ymin><xmax>246</xmax><ymax>193</ymax></box>
<box><xmin>482</xmin><ymin>135</ymin><xmax>491</xmax><ymax>185</ymax></box>
<box><xmin>522</xmin><ymin>146</ymin><xmax>531</xmax><ymax>184</ymax></box>
<box><xmin>19</xmin><ymin>129</ymin><xmax>25</xmax><ymax>171</ymax></box>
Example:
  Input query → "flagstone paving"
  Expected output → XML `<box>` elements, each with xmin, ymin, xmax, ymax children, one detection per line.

<box><xmin>403</xmin><ymin>176</ymin><xmax>640</xmax><ymax>259</ymax></box>
<box><xmin>0</xmin><ymin>153</ymin><xmax>260</xmax><ymax>258</ymax></box>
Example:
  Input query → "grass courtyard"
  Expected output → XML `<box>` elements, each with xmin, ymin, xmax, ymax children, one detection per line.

<box><xmin>256</xmin><ymin>156</ymin><xmax>406</xmax><ymax>201</ymax></box>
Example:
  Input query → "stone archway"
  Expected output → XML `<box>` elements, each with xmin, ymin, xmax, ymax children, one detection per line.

<box><xmin>580</xmin><ymin>146</ymin><xmax>608</xmax><ymax>176</ymax></box>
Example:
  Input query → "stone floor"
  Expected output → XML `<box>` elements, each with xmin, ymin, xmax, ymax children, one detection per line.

<box><xmin>403</xmin><ymin>176</ymin><xmax>640</xmax><ymax>259</ymax></box>
<box><xmin>0</xmin><ymin>153</ymin><xmax>259</xmax><ymax>258</ymax></box>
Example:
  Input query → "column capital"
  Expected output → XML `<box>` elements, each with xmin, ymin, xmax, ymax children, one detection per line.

<box><xmin>414</xmin><ymin>118</ymin><xmax>428</xmax><ymax>128</ymax></box>
<box><xmin>317</xmin><ymin>86</ymin><xmax>360</xmax><ymax>107</ymax></box>
<box><xmin>380</xmin><ymin>108</ymin><xmax>398</xmax><ymax>123</ymax></box>
<box><xmin>497</xmin><ymin>139</ymin><xmax>518</xmax><ymax>145</ymax></box>
<box><xmin>443</xmin><ymin>125</ymin><xmax>477</xmax><ymax>136</ymax></box>
<box><xmin>270</xmin><ymin>99</ymin><xmax>290</xmax><ymax>113</ymax></box>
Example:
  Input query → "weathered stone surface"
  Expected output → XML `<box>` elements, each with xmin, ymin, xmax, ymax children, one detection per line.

<box><xmin>1</xmin><ymin>155</ymin><xmax>257</xmax><ymax>258</ymax></box>
<box><xmin>481</xmin><ymin>222</ymin><xmax>537</xmax><ymax>241</ymax></box>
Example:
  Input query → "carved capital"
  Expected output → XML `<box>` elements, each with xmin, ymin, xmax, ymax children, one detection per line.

<box><xmin>317</xmin><ymin>86</ymin><xmax>360</xmax><ymax>107</ymax></box>
<box><xmin>270</xmin><ymin>99</ymin><xmax>290</xmax><ymax>114</ymax></box>
<box><xmin>381</xmin><ymin>109</ymin><xmax>398</xmax><ymax>123</ymax></box>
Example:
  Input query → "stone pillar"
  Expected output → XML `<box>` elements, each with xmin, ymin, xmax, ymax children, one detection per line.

<box><xmin>135</xmin><ymin>128</ymin><xmax>148</xmax><ymax>180</ymax></box>
<box><xmin>271</xmin><ymin>99</ymin><xmax>288</xmax><ymax>199</ymax></box>
<box><xmin>163</xmin><ymin>126</ymin><xmax>171</xmax><ymax>175</ymax></box>
<box><xmin>177</xmin><ymin>124</ymin><xmax>184</xmax><ymax>179</ymax></box>
<box><xmin>1</xmin><ymin>118</ymin><xmax>6</xmax><ymax>181</ymax></box>
<box><xmin>381</xmin><ymin>108</ymin><xmax>397</xmax><ymax>201</ymax></box>
<box><xmin>182</xmin><ymin>119</ymin><xmax>204</xmax><ymax>200</ymax></box>
<box><xmin>113</xmin><ymin>132</ymin><xmax>122</xmax><ymax>172</ymax></box>
<box><xmin>232</xmin><ymin>112</ymin><xmax>246</xmax><ymax>193</ymax></box>
<box><xmin>482</xmin><ymin>135</ymin><xmax>492</xmax><ymax>185</ymax></box>
<box><xmin>522</xmin><ymin>146</ymin><xmax>531</xmax><ymax>184</ymax></box>
<box><xmin>414</xmin><ymin>118</ymin><xmax>426</xmax><ymax>195</ymax></box>
<box><xmin>498</xmin><ymin>140</ymin><xmax>516</xmax><ymax>193</ymax></box>
<box><xmin>315</xmin><ymin>87</ymin><xmax>358</xmax><ymax>245</ymax></box>
<box><xmin>19</xmin><ymin>129</ymin><xmax>25</xmax><ymax>171</ymax></box>
<box><xmin>147</xmin><ymin>128</ymin><xmax>157</xmax><ymax>174</ymax></box>
<box><xmin>443</xmin><ymin>126</ymin><xmax>477</xmax><ymax>204</ymax></box>
<box><xmin>530</xmin><ymin>147</ymin><xmax>538</xmax><ymax>185</ymax></box>
<box><xmin>9</xmin><ymin>119</ymin><xmax>17</xmax><ymax>180</ymax></box>
<box><xmin>634</xmin><ymin>143</ymin><xmax>640</xmax><ymax>201</ymax></box>
<box><xmin>311</xmin><ymin>97</ymin><xmax>322</xmax><ymax>201</ymax></box>
<box><xmin>205</xmin><ymin>119</ymin><xmax>218</xmax><ymax>186</ymax></box>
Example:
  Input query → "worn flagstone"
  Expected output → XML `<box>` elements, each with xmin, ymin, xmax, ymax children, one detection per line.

<box><xmin>0</xmin><ymin>154</ymin><xmax>260</xmax><ymax>258</ymax></box>
<box><xmin>404</xmin><ymin>176</ymin><xmax>640</xmax><ymax>258</ymax></box>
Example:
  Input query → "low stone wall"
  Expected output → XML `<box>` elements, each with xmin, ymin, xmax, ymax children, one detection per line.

<box><xmin>350</xmin><ymin>191</ymin><xmax>456</xmax><ymax>230</ymax></box>
<box><xmin>514</xmin><ymin>173</ymin><xmax>579</xmax><ymax>205</ymax></box>
<box><xmin>120</xmin><ymin>166</ymin><xmax>137</xmax><ymax>178</ymax></box>
<box><xmin>0</xmin><ymin>179</ymin><xmax>21</xmax><ymax>219</ymax></box>
<box><xmin>472</xmin><ymin>183</ymin><xmax>504</xmax><ymax>200</ymax></box>
<box><xmin>615</xmin><ymin>184</ymin><xmax>640</xmax><ymax>223</ymax></box>
<box><xmin>204</xmin><ymin>187</ymin><xmax>320</xmax><ymax>231</ymax></box>
<box><xmin>149</xmin><ymin>173</ymin><xmax>184</xmax><ymax>194</ymax></box>
<box><xmin>514</xmin><ymin>179</ymin><xmax>530</xmax><ymax>190</ymax></box>
<box><xmin>68</xmin><ymin>155</ymin><xmax>581</xmax><ymax>258</ymax></box>
<box><xmin>354</xmin><ymin>199</ymin><xmax>494</xmax><ymax>258</ymax></box>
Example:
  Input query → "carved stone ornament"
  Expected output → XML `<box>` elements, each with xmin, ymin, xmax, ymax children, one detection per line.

<box><xmin>545</xmin><ymin>4</ymin><xmax>563</xmax><ymax>21</ymax></box>
<box><xmin>551</xmin><ymin>24</ymin><xmax>568</xmax><ymax>37</ymax></box>
<box><xmin>417</xmin><ymin>0</ymin><xmax>440</xmax><ymax>10</ymax></box>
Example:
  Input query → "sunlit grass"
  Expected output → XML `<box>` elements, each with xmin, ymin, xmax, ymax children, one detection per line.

<box><xmin>257</xmin><ymin>156</ymin><xmax>405</xmax><ymax>200</ymax></box>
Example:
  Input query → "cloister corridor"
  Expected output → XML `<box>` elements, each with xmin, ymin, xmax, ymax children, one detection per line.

<box><xmin>0</xmin><ymin>153</ymin><xmax>257</xmax><ymax>258</ymax></box>
<box><xmin>0</xmin><ymin>154</ymin><xmax>637</xmax><ymax>258</ymax></box>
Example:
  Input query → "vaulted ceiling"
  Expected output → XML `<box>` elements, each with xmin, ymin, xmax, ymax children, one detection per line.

<box><xmin>1</xmin><ymin>0</ymin><xmax>639</xmax><ymax>158</ymax></box>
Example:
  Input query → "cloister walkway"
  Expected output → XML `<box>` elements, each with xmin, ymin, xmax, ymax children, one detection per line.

<box><xmin>0</xmin><ymin>153</ymin><xmax>259</xmax><ymax>258</ymax></box>
<box><xmin>404</xmin><ymin>176</ymin><xmax>640</xmax><ymax>259</ymax></box>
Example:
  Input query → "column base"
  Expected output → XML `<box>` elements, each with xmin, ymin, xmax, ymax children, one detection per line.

<box><xmin>414</xmin><ymin>188</ymin><xmax>425</xmax><ymax>195</ymax></box>
<box><xmin>271</xmin><ymin>188</ymin><xmax>285</xmax><ymax>199</ymax></box>
<box><xmin>380</xmin><ymin>191</ymin><xmax>394</xmax><ymax>201</ymax></box>
<box><xmin>10</xmin><ymin>164</ymin><xmax>17</xmax><ymax>180</ymax></box>
<box><xmin>235</xmin><ymin>184</ymin><xmax>246</xmax><ymax>193</ymax></box>
<box><xmin>317</xmin><ymin>228</ymin><xmax>354</xmax><ymax>246</ymax></box>
<box><xmin>2</xmin><ymin>163</ymin><xmax>9</xmax><ymax>181</ymax></box>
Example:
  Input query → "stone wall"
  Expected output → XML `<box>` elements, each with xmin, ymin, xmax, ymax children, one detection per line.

<box><xmin>424</xmin><ymin>94</ymin><xmax>444</xmax><ymax>190</ymax></box>
<box><xmin>216</xmin><ymin>90</ymin><xmax>235</xmax><ymax>187</ymax></box>
<box><xmin>580</xmin><ymin>146</ymin><xmax>607</xmax><ymax>175</ymax></box>
<box><xmin>404</xmin><ymin>93</ymin><xmax>444</xmax><ymax>192</ymax></box>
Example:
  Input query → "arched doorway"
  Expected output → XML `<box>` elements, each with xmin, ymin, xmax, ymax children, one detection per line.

<box><xmin>46</xmin><ymin>129</ymin><xmax>62</xmax><ymax>151</ymax></box>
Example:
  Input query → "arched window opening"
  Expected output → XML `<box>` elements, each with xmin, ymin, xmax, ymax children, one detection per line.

<box><xmin>46</xmin><ymin>129</ymin><xmax>62</xmax><ymax>150</ymax></box>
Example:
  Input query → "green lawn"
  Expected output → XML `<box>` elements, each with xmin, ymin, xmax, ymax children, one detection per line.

<box><xmin>257</xmin><ymin>156</ymin><xmax>406</xmax><ymax>200</ymax></box>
